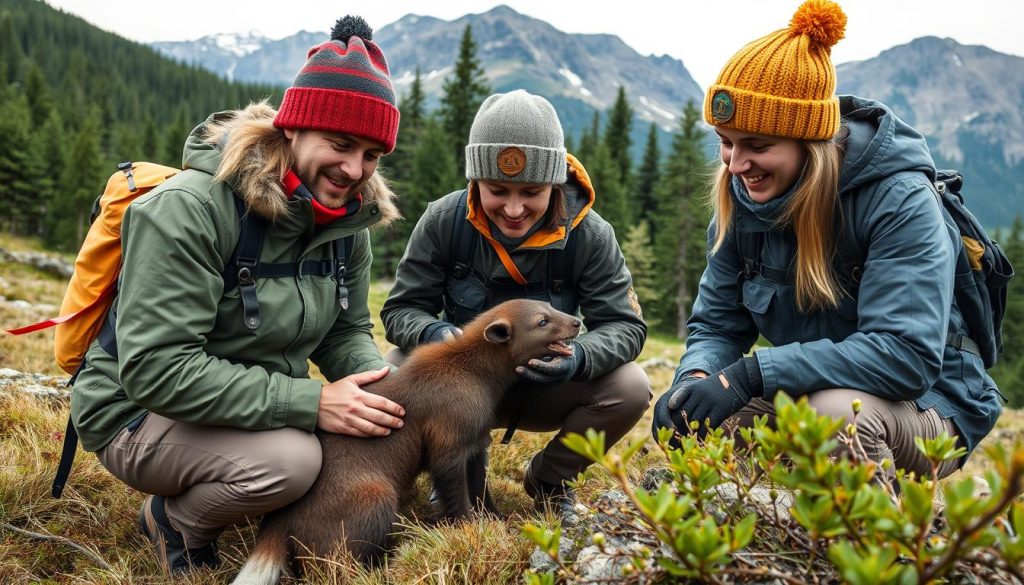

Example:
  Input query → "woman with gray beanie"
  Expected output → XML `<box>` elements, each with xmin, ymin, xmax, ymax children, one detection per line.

<box><xmin>381</xmin><ymin>90</ymin><xmax>651</xmax><ymax>515</ymax></box>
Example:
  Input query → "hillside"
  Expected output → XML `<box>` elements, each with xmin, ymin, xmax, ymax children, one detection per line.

<box><xmin>837</xmin><ymin>36</ymin><xmax>1024</xmax><ymax>228</ymax></box>
<box><xmin>154</xmin><ymin>17</ymin><xmax>1024</xmax><ymax>227</ymax></box>
<box><xmin>0</xmin><ymin>0</ymin><xmax>283</xmax><ymax>251</ymax></box>
<box><xmin>152</xmin><ymin>5</ymin><xmax>705</xmax><ymax>160</ymax></box>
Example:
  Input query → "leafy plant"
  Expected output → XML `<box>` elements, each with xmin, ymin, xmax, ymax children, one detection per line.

<box><xmin>525</xmin><ymin>394</ymin><xmax>1024</xmax><ymax>584</ymax></box>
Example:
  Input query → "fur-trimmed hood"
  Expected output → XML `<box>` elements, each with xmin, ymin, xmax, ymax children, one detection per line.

<box><xmin>182</xmin><ymin>102</ymin><xmax>400</xmax><ymax>227</ymax></box>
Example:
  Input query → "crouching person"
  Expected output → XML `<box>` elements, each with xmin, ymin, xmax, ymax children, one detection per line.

<box><xmin>381</xmin><ymin>90</ymin><xmax>652</xmax><ymax>516</ymax></box>
<box><xmin>70</xmin><ymin>16</ymin><xmax>407</xmax><ymax>575</ymax></box>
<box><xmin>652</xmin><ymin>0</ymin><xmax>1002</xmax><ymax>481</ymax></box>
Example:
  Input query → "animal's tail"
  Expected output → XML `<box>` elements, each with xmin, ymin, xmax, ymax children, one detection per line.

<box><xmin>231</xmin><ymin>523</ymin><xmax>289</xmax><ymax>585</ymax></box>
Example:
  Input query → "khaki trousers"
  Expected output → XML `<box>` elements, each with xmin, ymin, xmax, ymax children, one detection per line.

<box><xmin>385</xmin><ymin>348</ymin><xmax>652</xmax><ymax>485</ymax></box>
<box><xmin>97</xmin><ymin>412</ymin><xmax>322</xmax><ymax>547</ymax></box>
<box><xmin>731</xmin><ymin>389</ymin><xmax>962</xmax><ymax>479</ymax></box>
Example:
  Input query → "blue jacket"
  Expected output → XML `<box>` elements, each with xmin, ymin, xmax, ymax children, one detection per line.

<box><xmin>677</xmin><ymin>96</ymin><xmax>1002</xmax><ymax>453</ymax></box>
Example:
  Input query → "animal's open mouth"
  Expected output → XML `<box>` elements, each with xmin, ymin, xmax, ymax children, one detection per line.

<box><xmin>547</xmin><ymin>339</ymin><xmax>574</xmax><ymax>357</ymax></box>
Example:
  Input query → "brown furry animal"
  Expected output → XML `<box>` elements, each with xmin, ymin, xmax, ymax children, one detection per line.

<box><xmin>231</xmin><ymin>299</ymin><xmax>581</xmax><ymax>584</ymax></box>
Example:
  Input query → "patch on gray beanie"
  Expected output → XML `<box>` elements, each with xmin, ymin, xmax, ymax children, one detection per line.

<box><xmin>465</xmin><ymin>90</ymin><xmax>567</xmax><ymax>184</ymax></box>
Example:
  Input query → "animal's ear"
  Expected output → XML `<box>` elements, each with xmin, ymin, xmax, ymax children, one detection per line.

<box><xmin>484</xmin><ymin>319</ymin><xmax>512</xmax><ymax>343</ymax></box>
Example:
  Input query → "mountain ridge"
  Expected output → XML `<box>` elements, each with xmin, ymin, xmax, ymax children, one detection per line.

<box><xmin>151</xmin><ymin>12</ymin><xmax>1024</xmax><ymax>226</ymax></box>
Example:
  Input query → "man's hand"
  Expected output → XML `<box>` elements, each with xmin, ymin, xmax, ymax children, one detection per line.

<box><xmin>516</xmin><ymin>346</ymin><xmax>584</xmax><ymax>386</ymax></box>
<box><xmin>669</xmin><ymin>357</ymin><xmax>763</xmax><ymax>435</ymax></box>
<box><xmin>317</xmin><ymin>367</ymin><xmax>405</xmax><ymax>436</ymax></box>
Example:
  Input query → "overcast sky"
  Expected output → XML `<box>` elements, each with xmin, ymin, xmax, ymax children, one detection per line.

<box><xmin>43</xmin><ymin>0</ymin><xmax>1022</xmax><ymax>90</ymax></box>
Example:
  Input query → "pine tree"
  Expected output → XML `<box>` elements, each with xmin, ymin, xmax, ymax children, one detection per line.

<box><xmin>401</xmin><ymin>67</ymin><xmax>426</xmax><ymax>134</ymax></box>
<box><xmin>636</xmin><ymin>122</ymin><xmax>661</xmax><ymax>232</ymax></box>
<box><xmin>604</xmin><ymin>86</ymin><xmax>633</xmax><ymax>185</ymax></box>
<box><xmin>378</xmin><ymin>116</ymin><xmax>461</xmax><ymax>278</ymax></box>
<box><xmin>58</xmin><ymin>107</ymin><xmax>105</xmax><ymax>249</ymax></box>
<box><xmin>375</xmin><ymin>69</ymin><xmax>428</xmax><ymax>278</ymax></box>
<box><xmin>141</xmin><ymin>119</ymin><xmax>161</xmax><ymax>161</ymax></box>
<box><xmin>36</xmin><ymin>110</ymin><xmax>65</xmax><ymax>244</ymax></box>
<box><xmin>24</xmin><ymin>62</ymin><xmax>54</xmax><ymax>127</ymax></box>
<box><xmin>440</xmin><ymin>25</ymin><xmax>490</xmax><ymax>170</ymax></box>
<box><xmin>621</xmin><ymin>222</ymin><xmax>659</xmax><ymax>330</ymax></box>
<box><xmin>992</xmin><ymin>215</ymin><xmax>1024</xmax><ymax>405</ymax></box>
<box><xmin>0</xmin><ymin>87</ymin><xmax>33</xmax><ymax>234</ymax></box>
<box><xmin>589</xmin><ymin>141</ymin><xmax>630</xmax><ymax>237</ymax></box>
<box><xmin>0</xmin><ymin>13</ymin><xmax>23</xmax><ymax>84</ymax></box>
<box><xmin>576</xmin><ymin>111</ymin><xmax>602</xmax><ymax>167</ymax></box>
<box><xmin>651</xmin><ymin>101</ymin><xmax>709</xmax><ymax>337</ymax></box>
<box><xmin>408</xmin><ymin>116</ymin><xmax>461</xmax><ymax>222</ymax></box>
<box><xmin>388</xmin><ymin>68</ymin><xmax>426</xmax><ymax>185</ymax></box>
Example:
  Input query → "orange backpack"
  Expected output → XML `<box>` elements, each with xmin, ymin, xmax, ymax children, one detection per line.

<box><xmin>7</xmin><ymin>162</ymin><xmax>179</xmax><ymax>374</ymax></box>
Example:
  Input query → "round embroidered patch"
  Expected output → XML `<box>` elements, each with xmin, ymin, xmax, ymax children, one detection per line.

<box><xmin>711</xmin><ymin>90</ymin><xmax>735</xmax><ymax>124</ymax></box>
<box><xmin>626</xmin><ymin>287</ymin><xmax>643</xmax><ymax>318</ymax></box>
<box><xmin>497</xmin><ymin>146</ymin><xmax>526</xmax><ymax>177</ymax></box>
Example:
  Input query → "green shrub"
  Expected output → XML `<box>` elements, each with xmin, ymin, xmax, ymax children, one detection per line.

<box><xmin>525</xmin><ymin>394</ymin><xmax>1024</xmax><ymax>584</ymax></box>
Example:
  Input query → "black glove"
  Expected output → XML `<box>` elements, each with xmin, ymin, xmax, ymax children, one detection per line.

<box><xmin>516</xmin><ymin>345</ymin><xmax>585</xmax><ymax>386</ymax></box>
<box><xmin>420</xmin><ymin>322</ymin><xmax>461</xmax><ymax>344</ymax></box>
<box><xmin>667</xmin><ymin>357</ymin><xmax>763</xmax><ymax>436</ymax></box>
<box><xmin>652</xmin><ymin>373</ymin><xmax>703</xmax><ymax>442</ymax></box>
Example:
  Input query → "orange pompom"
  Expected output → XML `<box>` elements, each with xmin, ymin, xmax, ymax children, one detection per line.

<box><xmin>789</xmin><ymin>0</ymin><xmax>847</xmax><ymax>47</ymax></box>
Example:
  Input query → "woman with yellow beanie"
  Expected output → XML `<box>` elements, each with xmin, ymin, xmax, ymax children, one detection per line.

<box><xmin>653</xmin><ymin>0</ymin><xmax>1002</xmax><ymax>478</ymax></box>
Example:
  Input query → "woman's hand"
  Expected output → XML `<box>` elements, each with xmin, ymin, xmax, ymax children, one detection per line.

<box><xmin>516</xmin><ymin>346</ymin><xmax>584</xmax><ymax>386</ymax></box>
<box><xmin>668</xmin><ymin>358</ymin><xmax>763</xmax><ymax>435</ymax></box>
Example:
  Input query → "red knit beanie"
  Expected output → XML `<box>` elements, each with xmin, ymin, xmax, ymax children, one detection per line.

<box><xmin>273</xmin><ymin>16</ymin><xmax>400</xmax><ymax>153</ymax></box>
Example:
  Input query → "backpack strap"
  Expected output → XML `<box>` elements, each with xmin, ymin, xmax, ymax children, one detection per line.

<box><xmin>51</xmin><ymin>365</ymin><xmax>85</xmax><ymax>498</ymax></box>
<box><xmin>547</xmin><ymin>225</ymin><xmax>578</xmax><ymax>293</ymax></box>
<box><xmin>222</xmin><ymin>197</ymin><xmax>357</xmax><ymax>327</ymax></box>
<box><xmin>733</xmin><ymin>224</ymin><xmax>864</xmax><ymax>294</ymax></box>
<box><xmin>222</xmin><ymin>196</ymin><xmax>267</xmax><ymax>329</ymax></box>
<box><xmin>51</xmin><ymin>415</ymin><xmax>78</xmax><ymax>498</ymax></box>
<box><xmin>331</xmin><ymin>235</ymin><xmax>354</xmax><ymax>310</ymax></box>
<box><xmin>735</xmin><ymin>230</ymin><xmax>765</xmax><ymax>284</ymax></box>
<box><xmin>449</xmin><ymin>190</ymin><xmax>476</xmax><ymax>280</ymax></box>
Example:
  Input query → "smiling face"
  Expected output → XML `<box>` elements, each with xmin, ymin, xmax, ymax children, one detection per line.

<box><xmin>284</xmin><ymin>129</ymin><xmax>385</xmax><ymax>208</ymax></box>
<box><xmin>477</xmin><ymin>180</ymin><xmax>553</xmax><ymax>238</ymax></box>
<box><xmin>716</xmin><ymin>126</ymin><xmax>807</xmax><ymax>203</ymax></box>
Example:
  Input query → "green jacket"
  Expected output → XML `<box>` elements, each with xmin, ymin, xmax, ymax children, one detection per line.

<box><xmin>381</xmin><ymin>155</ymin><xmax>646</xmax><ymax>380</ymax></box>
<box><xmin>71</xmin><ymin>105</ymin><xmax>398</xmax><ymax>452</ymax></box>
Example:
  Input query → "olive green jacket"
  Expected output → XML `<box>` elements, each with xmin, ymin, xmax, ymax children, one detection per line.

<box><xmin>71</xmin><ymin>105</ymin><xmax>398</xmax><ymax>452</ymax></box>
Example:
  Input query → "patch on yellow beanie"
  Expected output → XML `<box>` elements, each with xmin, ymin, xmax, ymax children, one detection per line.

<box><xmin>703</xmin><ymin>0</ymin><xmax>848</xmax><ymax>141</ymax></box>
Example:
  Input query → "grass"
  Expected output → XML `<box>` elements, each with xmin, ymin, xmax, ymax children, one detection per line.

<box><xmin>0</xmin><ymin>232</ymin><xmax>1013</xmax><ymax>583</ymax></box>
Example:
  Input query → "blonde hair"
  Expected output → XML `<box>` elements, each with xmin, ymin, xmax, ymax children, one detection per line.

<box><xmin>204</xmin><ymin>101</ymin><xmax>294</xmax><ymax>222</ymax></box>
<box><xmin>710</xmin><ymin>139</ymin><xmax>845</xmax><ymax>312</ymax></box>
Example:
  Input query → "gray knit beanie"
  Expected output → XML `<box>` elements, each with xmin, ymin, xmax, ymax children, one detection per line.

<box><xmin>465</xmin><ymin>90</ymin><xmax>567</xmax><ymax>184</ymax></box>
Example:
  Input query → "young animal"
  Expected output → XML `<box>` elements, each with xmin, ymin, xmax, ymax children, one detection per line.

<box><xmin>231</xmin><ymin>299</ymin><xmax>581</xmax><ymax>584</ymax></box>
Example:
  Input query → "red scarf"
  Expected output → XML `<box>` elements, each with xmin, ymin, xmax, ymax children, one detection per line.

<box><xmin>282</xmin><ymin>170</ymin><xmax>362</xmax><ymax>225</ymax></box>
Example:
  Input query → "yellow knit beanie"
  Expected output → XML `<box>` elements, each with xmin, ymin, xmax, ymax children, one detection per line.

<box><xmin>704</xmin><ymin>0</ymin><xmax>847</xmax><ymax>140</ymax></box>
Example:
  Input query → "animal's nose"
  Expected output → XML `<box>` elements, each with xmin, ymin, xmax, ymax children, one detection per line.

<box><xmin>572</xmin><ymin>319</ymin><xmax>581</xmax><ymax>329</ymax></box>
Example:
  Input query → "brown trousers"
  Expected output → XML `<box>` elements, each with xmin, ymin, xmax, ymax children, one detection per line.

<box><xmin>731</xmin><ymin>389</ymin><xmax>962</xmax><ymax>479</ymax></box>
<box><xmin>97</xmin><ymin>413</ymin><xmax>322</xmax><ymax>548</ymax></box>
<box><xmin>385</xmin><ymin>348</ymin><xmax>652</xmax><ymax>486</ymax></box>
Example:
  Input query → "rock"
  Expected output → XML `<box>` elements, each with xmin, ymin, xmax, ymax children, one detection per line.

<box><xmin>641</xmin><ymin>466</ymin><xmax>674</xmax><ymax>491</ymax></box>
<box><xmin>0</xmin><ymin>247</ymin><xmax>74</xmax><ymax>279</ymax></box>
<box><xmin>0</xmin><ymin>368</ymin><xmax>70</xmax><ymax>399</ymax></box>
<box><xmin>637</xmin><ymin>357</ymin><xmax>675</xmax><ymax>371</ymax></box>
<box><xmin>708</xmin><ymin>483</ymin><xmax>794</xmax><ymax>523</ymax></box>
<box><xmin>528</xmin><ymin>530</ymin><xmax>577</xmax><ymax>573</ymax></box>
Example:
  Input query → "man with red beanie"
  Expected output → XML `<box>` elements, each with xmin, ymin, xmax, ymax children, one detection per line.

<box><xmin>69</xmin><ymin>16</ymin><xmax>403</xmax><ymax>576</ymax></box>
